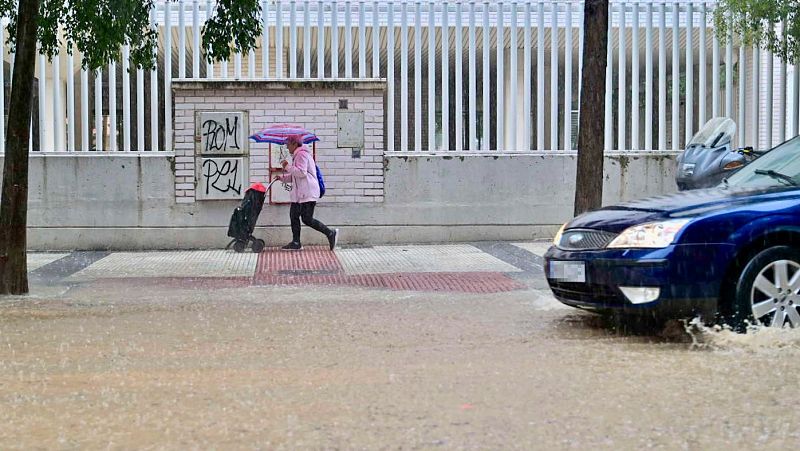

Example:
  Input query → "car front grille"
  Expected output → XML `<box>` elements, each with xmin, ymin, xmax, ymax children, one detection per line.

<box><xmin>557</xmin><ymin>229</ymin><xmax>618</xmax><ymax>250</ymax></box>
<box><xmin>549</xmin><ymin>281</ymin><xmax>625</xmax><ymax>306</ymax></box>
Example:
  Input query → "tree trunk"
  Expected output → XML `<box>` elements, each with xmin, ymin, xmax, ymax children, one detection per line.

<box><xmin>0</xmin><ymin>0</ymin><xmax>40</xmax><ymax>295</ymax></box>
<box><xmin>574</xmin><ymin>0</ymin><xmax>609</xmax><ymax>216</ymax></box>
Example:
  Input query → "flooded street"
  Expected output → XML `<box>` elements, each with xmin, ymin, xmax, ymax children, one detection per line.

<box><xmin>2</xmin><ymin>282</ymin><xmax>799</xmax><ymax>449</ymax></box>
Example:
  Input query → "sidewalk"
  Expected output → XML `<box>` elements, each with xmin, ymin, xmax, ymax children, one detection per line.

<box><xmin>27</xmin><ymin>241</ymin><xmax>552</xmax><ymax>294</ymax></box>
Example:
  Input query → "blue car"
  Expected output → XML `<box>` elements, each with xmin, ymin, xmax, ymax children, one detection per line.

<box><xmin>545</xmin><ymin>135</ymin><xmax>800</xmax><ymax>329</ymax></box>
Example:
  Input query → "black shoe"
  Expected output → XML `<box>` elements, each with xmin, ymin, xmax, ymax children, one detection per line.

<box><xmin>281</xmin><ymin>242</ymin><xmax>302</xmax><ymax>251</ymax></box>
<box><xmin>328</xmin><ymin>229</ymin><xmax>339</xmax><ymax>251</ymax></box>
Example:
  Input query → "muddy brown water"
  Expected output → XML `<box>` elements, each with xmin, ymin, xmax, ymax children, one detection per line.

<box><xmin>1</xmin><ymin>281</ymin><xmax>799</xmax><ymax>449</ymax></box>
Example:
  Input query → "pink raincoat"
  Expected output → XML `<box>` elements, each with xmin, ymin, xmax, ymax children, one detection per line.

<box><xmin>278</xmin><ymin>146</ymin><xmax>320</xmax><ymax>203</ymax></box>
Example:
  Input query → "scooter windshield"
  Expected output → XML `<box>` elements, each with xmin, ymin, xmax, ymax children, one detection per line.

<box><xmin>688</xmin><ymin>117</ymin><xmax>736</xmax><ymax>148</ymax></box>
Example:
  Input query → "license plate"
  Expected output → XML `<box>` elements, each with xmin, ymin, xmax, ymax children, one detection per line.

<box><xmin>548</xmin><ymin>261</ymin><xmax>586</xmax><ymax>283</ymax></box>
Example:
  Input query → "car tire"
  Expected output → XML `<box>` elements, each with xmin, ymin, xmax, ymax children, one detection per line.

<box><xmin>732</xmin><ymin>245</ymin><xmax>800</xmax><ymax>330</ymax></box>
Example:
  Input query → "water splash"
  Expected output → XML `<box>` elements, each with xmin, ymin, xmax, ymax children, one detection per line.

<box><xmin>685</xmin><ymin>317</ymin><xmax>800</xmax><ymax>353</ymax></box>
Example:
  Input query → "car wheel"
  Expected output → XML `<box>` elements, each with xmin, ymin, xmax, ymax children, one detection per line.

<box><xmin>733</xmin><ymin>246</ymin><xmax>800</xmax><ymax>329</ymax></box>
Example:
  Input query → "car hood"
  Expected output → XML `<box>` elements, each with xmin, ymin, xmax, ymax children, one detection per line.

<box><xmin>566</xmin><ymin>186</ymin><xmax>800</xmax><ymax>233</ymax></box>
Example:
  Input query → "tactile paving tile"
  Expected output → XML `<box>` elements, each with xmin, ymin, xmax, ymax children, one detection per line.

<box><xmin>512</xmin><ymin>242</ymin><xmax>554</xmax><ymax>258</ymax></box>
<box><xmin>335</xmin><ymin>245</ymin><xmax>521</xmax><ymax>275</ymax></box>
<box><xmin>257</xmin><ymin>246</ymin><xmax>342</xmax><ymax>274</ymax></box>
<box><xmin>67</xmin><ymin>250</ymin><xmax>258</xmax><ymax>281</ymax></box>
<box><xmin>27</xmin><ymin>253</ymin><xmax>70</xmax><ymax>272</ymax></box>
<box><xmin>254</xmin><ymin>272</ymin><xmax>526</xmax><ymax>294</ymax></box>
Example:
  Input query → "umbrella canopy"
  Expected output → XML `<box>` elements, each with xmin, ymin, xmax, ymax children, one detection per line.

<box><xmin>249</xmin><ymin>124</ymin><xmax>320</xmax><ymax>145</ymax></box>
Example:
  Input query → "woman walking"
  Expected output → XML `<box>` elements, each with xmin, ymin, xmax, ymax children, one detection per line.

<box><xmin>276</xmin><ymin>135</ymin><xmax>338</xmax><ymax>251</ymax></box>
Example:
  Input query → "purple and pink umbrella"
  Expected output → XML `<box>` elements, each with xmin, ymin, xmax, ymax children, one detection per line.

<box><xmin>249</xmin><ymin>123</ymin><xmax>320</xmax><ymax>145</ymax></box>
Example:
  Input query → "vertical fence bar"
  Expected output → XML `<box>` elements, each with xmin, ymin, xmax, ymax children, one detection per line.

<box><xmin>276</xmin><ymin>0</ymin><xmax>284</xmax><ymax>77</ymax></box>
<box><xmin>109</xmin><ymin>62</ymin><xmax>117</xmax><ymax>151</ymax></box>
<box><xmin>671</xmin><ymin>4</ymin><xmax>679</xmax><ymax>150</ymax></box>
<box><xmin>122</xmin><ymin>46</ymin><xmax>131</xmax><ymax>151</ymax></box>
<box><xmin>794</xmin><ymin>60</ymin><xmax>800</xmax><ymax>138</ymax></box>
<box><xmin>441</xmin><ymin>1</ymin><xmax>449</xmax><ymax>150</ymax></box>
<box><xmin>221</xmin><ymin>58</ymin><xmax>228</xmax><ymax>77</ymax></box>
<box><xmin>247</xmin><ymin>50</ymin><xmax>254</xmax><ymax>78</ymax></box>
<box><xmin>524</xmin><ymin>2</ymin><xmax>531</xmax><ymax>151</ymax></box>
<box><xmin>305</xmin><ymin>0</ymin><xmax>312</xmax><ymax>78</ymax></box>
<box><xmin>685</xmin><ymin>3</ymin><xmax>693</xmax><ymax>143</ymax></box>
<box><xmin>235</xmin><ymin>52</ymin><xmax>242</xmax><ymax>79</ymax></box>
<box><xmin>318</xmin><ymin>0</ymin><xmax>324</xmax><ymax>78</ymax></box>
<box><xmin>550</xmin><ymin>1</ymin><xmax>557</xmax><ymax>150</ymax></box>
<box><xmin>206</xmin><ymin>0</ymin><xmax>215</xmax><ymax>78</ymax></box>
<box><xmin>345</xmin><ymin>0</ymin><xmax>353</xmax><ymax>77</ymax></box>
<box><xmin>373</xmin><ymin>1</ymin><xmax>380</xmax><ymax>77</ymax></box>
<box><xmin>38</xmin><ymin>53</ymin><xmax>46</xmax><ymax>150</ymax></box>
<box><xmin>67</xmin><ymin>45</ymin><xmax>75</xmax><ymax>152</ymax></box>
<box><xmin>428</xmin><ymin>1</ymin><xmax>436</xmax><ymax>150</ymax></box>
<box><xmin>618</xmin><ymin>3</ymin><xmax>626</xmax><ymax>150</ymax></box>
<box><xmin>94</xmin><ymin>68</ymin><xmax>102</xmax><ymax>151</ymax></box>
<box><xmin>562</xmin><ymin>2</ymin><xmax>570</xmax><ymax>151</ymax></box>
<box><xmin>52</xmin><ymin>49</ymin><xmax>62</xmax><ymax>151</ymax></box>
<box><xmin>164</xmin><ymin>0</ymin><xmax>173</xmax><ymax>150</ymax></box>
<box><xmin>193</xmin><ymin>0</ymin><xmax>200</xmax><ymax>78</ymax></box>
<box><xmin>290</xmin><ymin>0</ymin><xmax>297</xmax><ymax>78</ymax></box>
<box><xmin>510</xmin><ymin>2</ymin><xmax>518</xmax><ymax>150</ymax></box>
<box><xmin>137</xmin><ymin>60</ymin><xmax>144</xmax><ymax>151</ymax></box>
<box><xmin>766</xmin><ymin>47</ymin><xmax>773</xmax><ymax>147</ymax></box>
<box><xmin>387</xmin><ymin>3</ymin><xmax>395</xmax><ymax>150</ymax></box>
<box><xmin>739</xmin><ymin>45</ymin><xmax>746</xmax><ymax>145</ymax></box>
<box><xmin>496</xmin><ymin>1</ymin><xmax>505</xmax><ymax>150</ymax></box>
<box><xmin>414</xmin><ymin>1</ymin><xmax>422</xmax><ymax>151</ymax></box>
<box><xmin>725</xmin><ymin>32</ymin><xmax>733</xmax><ymax>119</ymax></box>
<box><xmin>0</xmin><ymin>28</ymin><xmax>4</xmax><ymax>151</ymax></box>
<box><xmin>699</xmin><ymin>3</ymin><xmax>706</xmax><ymax>126</ymax></box>
<box><xmin>712</xmin><ymin>21</ymin><xmax>720</xmax><ymax>117</ymax></box>
<box><xmin>331</xmin><ymin>0</ymin><xmax>338</xmax><ymax>77</ymax></box>
<box><xmin>658</xmin><ymin>3</ymin><xmax>666</xmax><ymax>151</ymax></box>
<box><xmin>455</xmin><ymin>2</ymin><xmax>463</xmax><ymax>151</ymax></box>
<box><xmin>631</xmin><ymin>3</ymin><xmax>639</xmax><ymax>150</ymax></box>
<box><xmin>604</xmin><ymin>4</ymin><xmax>612</xmax><ymax>150</ymax></box>
<box><xmin>400</xmin><ymin>2</ymin><xmax>408</xmax><ymax>150</ymax></box>
<box><xmin>468</xmin><ymin>1</ymin><xmax>476</xmax><ymax>150</ymax></box>
<box><xmin>179</xmin><ymin>0</ymin><xmax>186</xmax><ymax>79</ymax></box>
<box><xmin>359</xmin><ymin>1</ymin><xmax>366</xmax><ymax>78</ymax></box>
<box><xmin>779</xmin><ymin>46</ymin><xmax>787</xmax><ymax>142</ymax></box>
<box><xmin>150</xmin><ymin>6</ymin><xmax>159</xmax><ymax>151</ymax></box>
<box><xmin>752</xmin><ymin>46</ymin><xmax>760</xmax><ymax>148</ymax></box>
<box><xmin>482</xmin><ymin>1</ymin><xmax>490</xmax><ymax>151</ymax></box>
<box><xmin>645</xmin><ymin>2</ymin><xmax>653</xmax><ymax>150</ymax></box>
<box><xmin>263</xmin><ymin>0</ymin><xmax>270</xmax><ymax>78</ymax></box>
<box><xmin>81</xmin><ymin>63</ymin><xmax>89</xmax><ymax>151</ymax></box>
<box><xmin>537</xmin><ymin>1</ymin><xmax>544</xmax><ymax>150</ymax></box>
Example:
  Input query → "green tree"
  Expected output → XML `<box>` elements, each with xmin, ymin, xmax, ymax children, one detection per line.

<box><xmin>574</xmin><ymin>0</ymin><xmax>610</xmax><ymax>215</ymax></box>
<box><xmin>0</xmin><ymin>0</ymin><xmax>262</xmax><ymax>295</ymax></box>
<box><xmin>714</xmin><ymin>0</ymin><xmax>800</xmax><ymax>62</ymax></box>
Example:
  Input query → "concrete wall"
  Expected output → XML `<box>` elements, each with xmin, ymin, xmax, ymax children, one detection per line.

<box><xmin>4</xmin><ymin>151</ymin><xmax>678</xmax><ymax>250</ymax></box>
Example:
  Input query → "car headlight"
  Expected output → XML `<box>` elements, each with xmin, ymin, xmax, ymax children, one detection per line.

<box><xmin>607</xmin><ymin>219</ymin><xmax>691</xmax><ymax>249</ymax></box>
<box><xmin>553</xmin><ymin>223</ymin><xmax>567</xmax><ymax>246</ymax></box>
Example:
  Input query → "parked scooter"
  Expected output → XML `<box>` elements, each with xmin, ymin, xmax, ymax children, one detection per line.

<box><xmin>675</xmin><ymin>117</ymin><xmax>762</xmax><ymax>190</ymax></box>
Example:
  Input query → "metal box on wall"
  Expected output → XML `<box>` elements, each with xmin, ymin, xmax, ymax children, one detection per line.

<box><xmin>337</xmin><ymin>110</ymin><xmax>365</xmax><ymax>148</ymax></box>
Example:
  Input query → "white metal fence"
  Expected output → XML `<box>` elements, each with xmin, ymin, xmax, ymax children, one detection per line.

<box><xmin>0</xmin><ymin>0</ymin><xmax>795</xmax><ymax>154</ymax></box>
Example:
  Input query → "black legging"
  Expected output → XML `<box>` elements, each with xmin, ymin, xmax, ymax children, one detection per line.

<box><xmin>290</xmin><ymin>202</ymin><xmax>332</xmax><ymax>244</ymax></box>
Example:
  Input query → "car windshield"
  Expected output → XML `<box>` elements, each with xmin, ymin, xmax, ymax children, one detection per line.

<box><xmin>688</xmin><ymin>117</ymin><xmax>736</xmax><ymax>147</ymax></box>
<box><xmin>725</xmin><ymin>136</ymin><xmax>800</xmax><ymax>188</ymax></box>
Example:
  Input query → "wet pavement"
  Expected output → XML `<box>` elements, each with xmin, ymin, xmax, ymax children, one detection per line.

<box><xmin>2</xmin><ymin>243</ymin><xmax>800</xmax><ymax>448</ymax></box>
